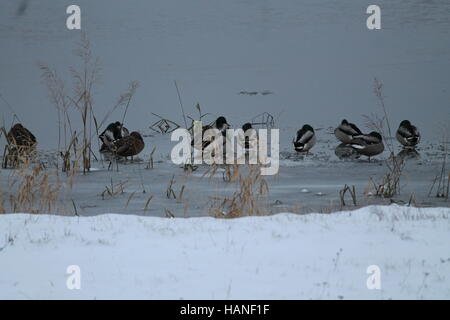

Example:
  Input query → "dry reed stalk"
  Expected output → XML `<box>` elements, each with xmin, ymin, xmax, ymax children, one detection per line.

<box><xmin>431</xmin><ymin>128</ymin><xmax>449</xmax><ymax>198</ymax></box>
<box><xmin>146</xmin><ymin>146</ymin><xmax>156</xmax><ymax>169</ymax></box>
<box><xmin>143</xmin><ymin>195</ymin><xmax>153</xmax><ymax>212</ymax></box>
<box><xmin>0</xmin><ymin>187</ymin><xmax>5</xmax><ymax>214</ymax></box>
<box><xmin>177</xmin><ymin>185</ymin><xmax>185</xmax><ymax>202</ymax></box>
<box><xmin>125</xmin><ymin>191</ymin><xmax>136</xmax><ymax>208</ymax></box>
<box><xmin>100</xmin><ymin>179</ymin><xmax>128</xmax><ymax>200</ymax></box>
<box><xmin>339</xmin><ymin>184</ymin><xmax>357</xmax><ymax>208</ymax></box>
<box><xmin>6</xmin><ymin>158</ymin><xmax>62</xmax><ymax>213</ymax></box>
<box><xmin>38</xmin><ymin>63</ymin><xmax>72</xmax><ymax>153</ymax></box>
<box><xmin>166</xmin><ymin>175</ymin><xmax>177</xmax><ymax>199</ymax></box>
<box><xmin>165</xmin><ymin>208</ymin><xmax>175</xmax><ymax>218</ymax></box>
<box><xmin>363</xmin><ymin>78</ymin><xmax>405</xmax><ymax>198</ymax></box>
<box><xmin>208</xmin><ymin>164</ymin><xmax>269</xmax><ymax>218</ymax></box>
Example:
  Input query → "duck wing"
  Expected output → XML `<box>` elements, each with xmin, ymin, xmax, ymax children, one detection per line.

<box><xmin>349</xmin><ymin>137</ymin><xmax>367</xmax><ymax>150</ymax></box>
<box><xmin>349</xmin><ymin>123</ymin><xmax>362</xmax><ymax>135</ymax></box>
<box><xmin>397</xmin><ymin>125</ymin><xmax>412</xmax><ymax>139</ymax></box>
<box><xmin>340</xmin><ymin>123</ymin><xmax>361</xmax><ymax>136</ymax></box>
<box><xmin>361</xmin><ymin>134</ymin><xmax>381</xmax><ymax>145</ymax></box>
<box><xmin>296</xmin><ymin>129</ymin><xmax>314</xmax><ymax>144</ymax></box>
<box><xmin>114</xmin><ymin>136</ymin><xmax>144</xmax><ymax>157</ymax></box>
<box><xmin>112</xmin><ymin>136</ymin><xmax>133</xmax><ymax>156</ymax></box>
<box><xmin>408</xmin><ymin>125</ymin><xmax>420</xmax><ymax>141</ymax></box>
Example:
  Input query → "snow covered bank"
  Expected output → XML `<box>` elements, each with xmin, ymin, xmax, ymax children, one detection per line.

<box><xmin>0</xmin><ymin>205</ymin><xmax>449</xmax><ymax>299</ymax></box>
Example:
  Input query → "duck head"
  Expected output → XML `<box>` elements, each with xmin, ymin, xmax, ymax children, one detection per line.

<box><xmin>242</xmin><ymin>123</ymin><xmax>252</xmax><ymax>132</ymax></box>
<box><xmin>302</xmin><ymin>124</ymin><xmax>314</xmax><ymax>132</ymax></box>
<box><xmin>216</xmin><ymin>116</ymin><xmax>230</xmax><ymax>131</ymax></box>
<box><xmin>369</xmin><ymin>131</ymin><xmax>383</xmax><ymax>141</ymax></box>
<box><xmin>341</xmin><ymin>119</ymin><xmax>349</xmax><ymax>125</ymax></box>
<box><xmin>399</xmin><ymin>120</ymin><xmax>411</xmax><ymax>127</ymax></box>
<box><xmin>130</xmin><ymin>131</ymin><xmax>143</xmax><ymax>141</ymax></box>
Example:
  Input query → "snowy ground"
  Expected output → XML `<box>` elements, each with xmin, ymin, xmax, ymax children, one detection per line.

<box><xmin>0</xmin><ymin>205</ymin><xmax>449</xmax><ymax>299</ymax></box>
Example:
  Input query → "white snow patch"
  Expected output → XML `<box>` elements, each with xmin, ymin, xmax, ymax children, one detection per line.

<box><xmin>0</xmin><ymin>205</ymin><xmax>449</xmax><ymax>299</ymax></box>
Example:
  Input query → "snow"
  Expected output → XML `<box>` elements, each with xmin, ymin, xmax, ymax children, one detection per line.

<box><xmin>1</xmin><ymin>205</ymin><xmax>449</xmax><ymax>299</ymax></box>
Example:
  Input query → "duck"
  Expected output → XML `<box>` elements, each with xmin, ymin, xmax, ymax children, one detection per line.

<box><xmin>396</xmin><ymin>120</ymin><xmax>420</xmax><ymax>148</ymax></box>
<box><xmin>7</xmin><ymin>123</ymin><xmax>37</xmax><ymax>148</ymax></box>
<box><xmin>334</xmin><ymin>119</ymin><xmax>363</xmax><ymax>144</ymax></box>
<box><xmin>242</xmin><ymin>122</ymin><xmax>252</xmax><ymax>133</ymax></box>
<box><xmin>99</xmin><ymin>121</ymin><xmax>129</xmax><ymax>154</ymax></box>
<box><xmin>111</xmin><ymin>131</ymin><xmax>145</xmax><ymax>158</ymax></box>
<box><xmin>191</xmin><ymin>116</ymin><xmax>230</xmax><ymax>150</ymax></box>
<box><xmin>349</xmin><ymin>131</ymin><xmax>384</xmax><ymax>161</ymax></box>
<box><xmin>293</xmin><ymin>124</ymin><xmax>316</xmax><ymax>154</ymax></box>
<box><xmin>213</xmin><ymin>116</ymin><xmax>230</xmax><ymax>133</ymax></box>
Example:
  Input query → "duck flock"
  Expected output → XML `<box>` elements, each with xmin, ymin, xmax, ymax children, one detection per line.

<box><xmin>3</xmin><ymin>117</ymin><xmax>421</xmax><ymax>166</ymax></box>
<box><xmin>296</xmin><ymin>119</ymin><xmax>420</xmax><ymax>161</ymax></box>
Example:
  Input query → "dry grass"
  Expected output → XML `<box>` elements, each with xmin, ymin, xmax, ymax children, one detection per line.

<box><xmin>208</xmin><ymin>164</ymin><xmax>269</xmax><ymax>218</ymax></box>
<box><xmin>363</xmin><ymin>78</ymin><xmax>405</xmax><ymax>198</ymax></box>
<box><xmin>166</xmin><ymin>175</ymin><xmax>177</xmax><ymax>199</ymax></box>
<box><xmin>100</xmin><ymin>178</ymin><xmax>128</xmax><ymax>200</ymax></box>
<box><xmin>39</xmin><ymin>33</ymin><xmax>139</xmax><ymax>174</ymax></box>
<box><xmin>145</xmin><ymin>146</ymin><xmax>157</xmax><ymax>169</ymax></box>
<box><xmin>2</xmin><ymin>159</ymin><xmax>62</xmax><ymax>213</ymax></box>
<box><xmin>0</xmin><ymin>187</ymin><xmax>5</xmax><ymax>214</ymax></box>
<box><xmin>429</xmin><ymin>127</ymin><xmax>449</xmax><ymax>200</ymax></box>
<box><xmin>339</xmin><ymin>184</ymin><xmax>357</xmax><ymax>208</ymax></box>
<box><xmin>38</xmin><ymin>33</ymin><xmax>99</xmax><ymax>174</ymax></box>
<box><xmin>143</xmin><ymin>195</ymin><xmax>153</xmax><ymax>212</ymax></box>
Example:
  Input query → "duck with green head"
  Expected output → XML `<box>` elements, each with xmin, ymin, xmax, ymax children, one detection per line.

<box><xmin>349</xmin><ymin>131</ymin><xmax>384</xmax><ymax>161</ymax></box>
<box><xmin>396</xmin><ymin>120</ymin><xmax>420</xmax><ymax>149</ymax></box>
<box><xmin>293</xmin><ymin>124</ymin><xmax>316</xmax><ymax>154</ymax></box>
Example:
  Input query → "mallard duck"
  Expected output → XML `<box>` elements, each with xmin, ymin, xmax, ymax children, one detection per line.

<box><xmin>242</xmin><ymin>122</ymin><xmax>252</xmax><ymax>133</ymax></box>
<box><xmin>7</xmin><ymin>123</ymin><xmax>36</xmax><ymax>147</ymax></box>
<box><xmin>396</xmin><ymin>120</ymin><xmax>420</xmax><ymax>148</ymax></box>
<box><xmin>99</xmin><ymin>121</ymin><xmax>129</xmax><ymax>154</ymax></box>
<box><xmin>349</xmin><ymin>131</ymin><xmax>384</xmax><ymax>161</ymax></box>
<box><xmin>334</xmin><ymin>119</ymin><xmax>363</xmax><ymax>144</ymax></box>
<box><xmin>213</xmin><ymin>116</ymin><xmax>230</xmax><ymax>133</ymax></box>
<box><xmin>111</xmin><ymin>131</ymin><xmax>145</xmax><ymax>158</ymax></box>
<box><xmin>191</xmin><ymin>116</ymin><xmax>230</xmax><ymax>150</ymax></box>
<box><xmin>293</xmin><ymin>124</ymin><xmax>316</xmax><ymax>153</ymax></box>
